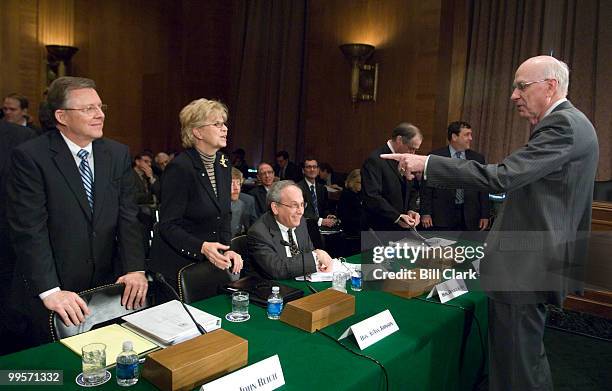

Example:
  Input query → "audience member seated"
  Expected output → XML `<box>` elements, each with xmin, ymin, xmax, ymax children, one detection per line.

<box><xmin>2</xmin><ymin>93</ymin><xmax>41</xmax><ymax>134</ymax></box>
<box><xmin>153</xmin><ymin>151</ymin><xmax>171</xmax><ymax>176</ymax></box>
<box><xmin>249</xmin><ymin>162</ymin><xmax>276</xmax><ymax>217</ymax></box>
<box><xmin>337</xmin><ymin>169</ymin><xmax>366</xmax><ymax>236</ymax></box>
<box><xmin>133</xmin><ymin>151</ymin><xmax>160</xmax><ymax>205</ymax></box>
<box><xmin>247</xmin><ymin>181</ymin><xmax>333</xmax><ymax>279</ymax></box>
<box><xmin>318</xmin><ymin>162</ymin><xmax>343</xmax><ymax>190</ymax></box>
<box><xmin>274</xmin><ymin>150</ymin><xmax>302</xmax><ymax>181</ymax></box>
<box><xmin>231</xmin><ymin>167</ymin><xmax>257</xmax><ymax>237</ymax></box>
<box><xmin>297</xmin><ymin>157</ymin><xmax>337</xmax><ymax>228</ymax></box>
<box><xmin>231</xmin><ymin>148</ymin><xmax>251</xmax><ymax>178</ymax></box>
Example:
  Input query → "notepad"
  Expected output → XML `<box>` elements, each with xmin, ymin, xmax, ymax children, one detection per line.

<box><xmin>60</xmin><ymin>323</ymin><xmax>159</xmax><ymax>366</ymax></box>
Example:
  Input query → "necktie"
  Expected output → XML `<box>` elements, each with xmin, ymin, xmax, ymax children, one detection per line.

<box><xmin>77</xmin><ymin>149</ymin><xmax>94</xmax><ymax>210</ymax></box>
<box><xmin>287</xmin><ymin>228</ymin><xmax>300</xmax><ymax>256</ymax></box>
<box><xmin>454</xmin><ymin>151</ymin><xmax>464</xmax><ymax>204</ymax></box>
<box><xmin>310</xmin><ymin>185</ymin><xmax>319</xmax><ymax>217</ymax></box>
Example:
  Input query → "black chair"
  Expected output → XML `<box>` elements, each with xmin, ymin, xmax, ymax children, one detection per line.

<box><xmin>177</xmin><ymin>236</ymin><xmax>249</xmax><ymax>303</ymax></box>
<box><xmin>50</xmin><ymin>283</ymin><xmax>154</xmax><ymax>341</ymax></box>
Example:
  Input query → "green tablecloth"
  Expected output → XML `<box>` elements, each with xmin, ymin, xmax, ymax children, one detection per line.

<box><xmin>0</xmin><ymin>260</ymin><xmax>487</xmax><ymax>390</ymax></box>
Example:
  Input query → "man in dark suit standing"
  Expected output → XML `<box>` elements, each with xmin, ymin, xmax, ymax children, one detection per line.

<box><xmin>0</xmin><ymin>121</ymin><xmax>36</xmax><ymax>354</ymax></box>
<box><xmin>362</xmin><ymin>123</ymin><xmax>422</xmax><ymax>231</ymax></box>
<box><xmin>420</xmin><ymin>121</ymin><xmax>490</xmax><ymax>231</ymax></box>
<box><xmin>247</xmin><ymin>181</ymin><xmax>333</xmax><ymax>279</ymax></box>
<box><xmin>383</xmin><ymin>56</ymin><xmax>599</xmax><ymax>391</ymax></box>
<box><xmin>297</xmin><ymin>157</ymin><xmax>336</xmax><ymax>228</ymax></box>
<box><xmin>249</xmin><ymin>162</ymin><xmax>276</xmax><ymax>218</ymax></box>
<box><xmin>7</xmin><ymin>77</ymin><xmax>147</xmax><ymax>346</ymax></box>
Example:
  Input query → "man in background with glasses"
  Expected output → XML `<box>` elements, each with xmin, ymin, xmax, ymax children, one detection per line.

<box><xmin>6</xmin><ymin>76</ymin><xmax>147</xmax><ymax>348</ymax></box>
<box><xmin>247</xmin><ymin>180</ymin><xmax>333</xmax><ymax>280</ymax></box>
<box><xmin>383</xmin><ymin>56</ymin><xmax>599</xmax><ymax>391</ymax></box>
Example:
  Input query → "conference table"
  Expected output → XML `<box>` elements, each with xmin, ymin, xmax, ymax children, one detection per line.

<box><xmin>0</xmin><ymin>255</ymin><xmax>488</xmax><ymax>390</ymax></box>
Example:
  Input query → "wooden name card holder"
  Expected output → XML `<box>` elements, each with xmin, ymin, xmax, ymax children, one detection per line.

<box><xmin>382</xmin><ymin>268</ymin><xmax>440</xmax><ymax>299</ymax></box>
<box><xmin>280</xmin><ymin>288</ymin><xmax>355</xmax><ymax>333</ymax></box>
<box><xmin>142</xmin><ymin>329</ymin><xmax>248</xmax><ymax>391</ymax></box>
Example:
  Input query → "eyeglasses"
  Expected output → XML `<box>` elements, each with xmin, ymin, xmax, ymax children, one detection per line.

<box><xmin>275</xmin><ymin>201</ymin><xmax>307</xmax><ymax>211</ymax></box>
<box><xmin>512</xmin><ymin>79</ymin><xmax>550</xmax><ymax>91</ymax></box>
<box><xmin>61</xmin><ymin>104</ymin><xmax>107</xmax><ymax>116</ymax></box>
<box><xmin>304</xmin><ymin>165</ymin><xmax>319</xmax><ymax>169</ymax></box>
<box><xmin>202</xmin><ymin>121</ymin><xmax>227</xmax><ymax>129</ymax></box>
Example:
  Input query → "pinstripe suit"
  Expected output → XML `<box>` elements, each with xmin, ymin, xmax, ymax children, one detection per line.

<box><xmin>425</xmin><ymin>100</ymin><xmax>598</xmax><ymax>390</ymax></box>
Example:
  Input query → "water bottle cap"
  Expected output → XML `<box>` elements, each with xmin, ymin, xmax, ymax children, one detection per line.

<box><xmin>272</xmin><ymin>286</ymin><xmax>280</xmax><ymax>293</ymax></box>
<box><xmin>123</xmin><ymin>341</ymin><xmax>133</xmax><ymax>351</ymax></box>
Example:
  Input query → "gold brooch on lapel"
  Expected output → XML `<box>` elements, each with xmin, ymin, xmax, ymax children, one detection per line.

<box><xmin>219</xmin><ymin>154</ymin><xmax>228</xmax><ymax>167</ymax></box>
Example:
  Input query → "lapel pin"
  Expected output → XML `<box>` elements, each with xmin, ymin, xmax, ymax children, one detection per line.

<box><xmin>219</xmin><ymin>154</ymin><xmax>228</xmax><ymax>167</ymax></box>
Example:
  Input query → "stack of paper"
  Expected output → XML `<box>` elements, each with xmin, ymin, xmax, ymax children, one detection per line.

<box><xmin>122</xmin><ymin>300</ymin><xmax>221</xmax><ymax>346</ymax></box>
<box><xmin>60</xmin><ymin>324</ymin><xmax>159</xmax><ymax>366</ymax></box>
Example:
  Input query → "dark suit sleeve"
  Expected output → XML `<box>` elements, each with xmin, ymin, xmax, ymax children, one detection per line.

<box><xmin>361</xmin><ymin>156</ymin><xmax>401</xmax><ymax>223</ymax></box>
<box><xmin>420</xmin><ymin>178</ymin><xmax>433</xmax><ymax>215</ymax></box>
<box><xmin>247</xmin><ymin>224</ymin><xmax>317</xmax><ymax>280</ymax></box>
<box><xmin>426</xmin><ymin>120</ymin><xmax>575</xmax><ymax>193</ymax></box>
<box><xmin>7</xmin><ymin>148</ymin><xmax>59</xmax><ymax>294</ymax></box>
<box><xmin>408</xmin><ymin>181</ymin><xmax>418</xmax><ymax>211</ymax></box>
<box><xmin>116</xmin><ymin>148</ymin><xmax>146</xmax><ymax>272</ymax></box>
<box><xmin>219</xmin><ymin>169</ymin><xmax>232</xmax><ymax>246</ymax></box>
<box><xmin>474</xmin><ymin>153</ymin><xmax>491</xmax><ymax>218</ymax></box>
<box><xmin>157</xmin><ymin>162</ymin><xmax>204</xmax><ymax>260</ymax></box>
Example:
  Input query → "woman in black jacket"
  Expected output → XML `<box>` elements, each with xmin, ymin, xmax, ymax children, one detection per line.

<box><xmin>150</xmin><ymin>99</ymin><xmax>243</xmax><ymax>295</ymax></box>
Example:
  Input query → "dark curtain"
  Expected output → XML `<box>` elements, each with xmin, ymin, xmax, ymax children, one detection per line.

<box><xmin>463</xmin><ymin>0</ymin><xmax>612</xmax><ymax>180</ymax></box>
<box><xmin>228</xmin><ymin>0</ymin><xmax>307</xmax><ymax>168</ymax></box>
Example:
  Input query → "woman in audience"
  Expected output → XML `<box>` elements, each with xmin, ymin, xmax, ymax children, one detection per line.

<box><xmin>337</xmin><ymin>169</ymin><xmax>366</xmax><ymax>236</ymax></box>
<box><xmin>150</xmin><ymin>99</ymin><xmax>243</xmax><ymax>297</ymax></box>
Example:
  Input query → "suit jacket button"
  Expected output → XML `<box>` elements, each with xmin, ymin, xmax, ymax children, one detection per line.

<box><xmin>212</xmin><ymin>231</ymin><xmax>216</xmax><ymax>235</ymax></box>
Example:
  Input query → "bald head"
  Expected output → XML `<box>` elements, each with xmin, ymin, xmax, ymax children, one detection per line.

<box><xmin>511</xmin><ymin>56</ymin><xmax>570</xmax><ymax>125</ymax></box>
<box><xmin>517</xmin><ymin>56</ymin><xmax>569</xmax><ymax>97</ymax></box>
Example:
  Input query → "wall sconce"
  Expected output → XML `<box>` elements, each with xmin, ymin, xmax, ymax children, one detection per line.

<box><xmin>339</xmin><ymin>43</ymin><xmax>379</xmax><ymax>103</ymax></box>
<box><xmin>45</xmin><ymin>45</ymin><xmax>79</xmax><ymax>85</ymax></box>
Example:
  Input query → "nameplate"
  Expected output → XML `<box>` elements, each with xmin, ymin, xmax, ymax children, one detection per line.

<box><xmin>426</xmin><ymin>277</ymin><xmax>468</xmax><ymax>303</ymax></box>
<box><xmin>339</xmin><ymin>309</ymin><xmax>399</xmax><ymax>350</ymax></box>
<box><xmin>201</xmin><ymin>355</ymin><xmax>285</xmax><ymax>391</ymax></box>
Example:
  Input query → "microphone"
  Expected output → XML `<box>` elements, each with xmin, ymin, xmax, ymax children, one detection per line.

<box><xmin>149</xmin><ymin>271</ymin><xmax>207</xmax><ymax>335</ymax></box>
<box><xmin>280</xmin><ymin>239</ymin><xmax>318</xmax><ymax>294</ymax></box>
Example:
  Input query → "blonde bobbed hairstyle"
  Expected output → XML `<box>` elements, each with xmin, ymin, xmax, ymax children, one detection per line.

<box><xmin>179</xmin><ymin>98</ymin><xmax>228</xmax><ymax>148</ymax></box>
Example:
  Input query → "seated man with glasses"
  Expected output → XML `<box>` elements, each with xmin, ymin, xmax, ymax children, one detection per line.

<box><xmin>297</xmin><ymin>157</ymin><xmax>337</xmax><ymax>228</ymax></box>
<box><xmin>247</xmin><ymin>180</ymin><xmax>333</xmax><ymax>280</ymax></box>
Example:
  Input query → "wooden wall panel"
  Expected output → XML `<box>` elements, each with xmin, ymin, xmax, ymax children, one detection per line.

<box><xmin>0</xmin><ymin>0</ymin><xmax>44</xmax><ymax>124</ymax></box>
<box><xmin>303</xmin><ymin>0</ymin><xmax>446</xmax><ymax>173</ymax></box>
<box><xmin>72</xmin><ymin>0</ymin><xmax>172</xmax><ymax>152</ymax></box>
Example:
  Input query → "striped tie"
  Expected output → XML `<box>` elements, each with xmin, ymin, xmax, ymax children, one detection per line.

<box><xmin>455</xmin><ymin>151</ymin><xmax>464</xmax><ymax>204</ymax></box>
<box><xmin>77</xmin><ymin>149</ymin><xmax>94</xmax><ymax>210</ymax></box>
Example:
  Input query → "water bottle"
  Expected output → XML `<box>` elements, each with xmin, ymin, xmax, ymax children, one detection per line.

<box><xmin>116</xmin><ymin>341</ymin><xmax>139</xmax><ymax>386</ymax></box>
<box><xmin>267</xmin><ymin>286</ymin><xmax>283</xmax><ymax>320</ymax></box>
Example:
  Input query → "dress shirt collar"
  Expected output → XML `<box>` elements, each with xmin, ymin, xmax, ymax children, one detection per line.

<box><xmin>305</xmin><ymin>178</ymin><xmax>316</xmax><ymax>187</ymax></box>
<box><xmin>448</xmin><ymin>144</ymin><xmax>465</xmax><ymax>159</ymax></box>
<box><xmin>59</xmin><ymin>131</ymin><xmax>93</xmax><ymax>158</ymax></box>
<box><xmin>542</xmin><ymin>98</ymin><xmax>568</xmax><ymax>120</ymax></box>
<box><xmin>386</xmin><ymin>140</ymin><xmax>396</xmax><ymax>153</ymax></box>
<box><xmin>275</xmin><ymin>219</ymin><xmax>293</xmax><ymax>234</ymax></box>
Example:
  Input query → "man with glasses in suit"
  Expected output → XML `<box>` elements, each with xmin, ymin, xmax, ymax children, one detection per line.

<box><xmin>383</xmin><ymin>56</ymin><xmax>599</xmax><ymax>391</ymax></box>
<box><xmin>7</xmin><ymin>76</ymin><xmax>147</xmax><ymax>347</ymax></box>
<box><xmin>247</xmin><ymin>180</ymin><xmax>333</xmax><ymax>279</ymax></box>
